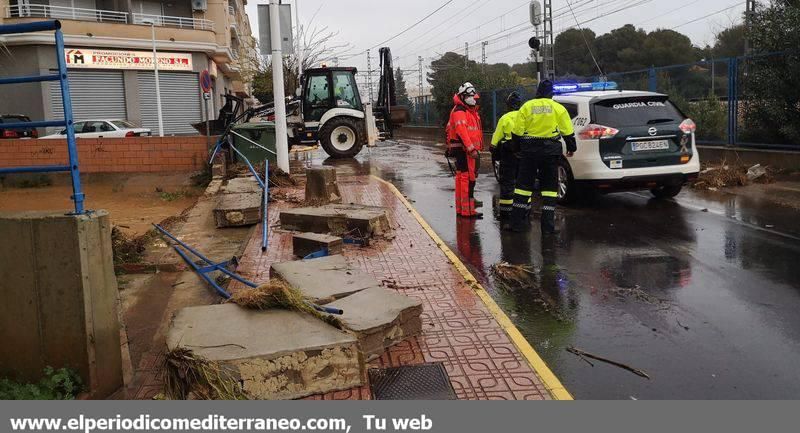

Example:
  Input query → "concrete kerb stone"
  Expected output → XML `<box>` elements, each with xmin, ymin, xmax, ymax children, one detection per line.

<box><xmin>279</xmin><ymin>204</ymin><xmax>391</xmax><ymax>239</ymax></box>
<box><xmin>222</xmin><ymin>177</ymin><xmax>263</xmax><ymax>195</ymax></box>
<box><xmin>269</xmin><ymin>255</ymin><xmax>382</xmax><ymax>304</ymax></box>
<box><xmin>214</xmin><ymin>193</ymin><xmax>262</xmax><ymax>228</ymax></box>
<box><xmin>292</xmin><ymin>232</ymin><xmax>343</xmax><ymax>258</ymax></box>
<box><xmin>326</xmin><ymin>287</ymin><xmax>423</xmax><ymax>361</ymax></box>
<box><xmin>166</xmin><ymin>304</ymin><xmax>364</xmax><ymax>400</ymax></box>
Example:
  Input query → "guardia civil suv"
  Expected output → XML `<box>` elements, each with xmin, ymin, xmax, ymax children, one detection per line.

<box><xmin>551</xmin><ymin>83</ymin><xmax>700</xmax><ymax>203</ymax></box>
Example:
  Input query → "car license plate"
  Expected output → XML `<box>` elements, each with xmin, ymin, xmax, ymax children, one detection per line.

<box><xmin>632</xmin><ymin>140</ymin><xmax>670</xmax><ymax>151</ymax></box>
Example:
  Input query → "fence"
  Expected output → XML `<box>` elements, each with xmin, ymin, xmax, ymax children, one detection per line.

<box><xmin>0</xmin><ymin>20</ymin><xmax>85</xmax><ymax>214</ymax></box>
<box><xmin>410</xmin><ymin>51</ymin><xmax>798</xmax><ymax>149</ymax></box>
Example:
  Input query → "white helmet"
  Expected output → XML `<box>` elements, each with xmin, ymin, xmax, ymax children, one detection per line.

<box><xmin>458</xmin><ymin>82</ymin><xmax>477</xmax><ymax>97</ymax></box>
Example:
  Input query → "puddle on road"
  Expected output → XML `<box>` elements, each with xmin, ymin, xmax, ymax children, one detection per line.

<box><xmin>0</xmin><ymin>173</ymin><xmax>202</xmax><ymax>235</ymax></box>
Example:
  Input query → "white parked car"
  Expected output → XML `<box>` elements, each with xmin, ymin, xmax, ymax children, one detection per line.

<box><xmin>549</xmin><ymin>85</ymin><xmax>700</xmax><ymax>202</ymax></box>
<box><xmin>41</xmin><ymin>120</ymin><xmax>151</xmax><ymax>139</ymax></box>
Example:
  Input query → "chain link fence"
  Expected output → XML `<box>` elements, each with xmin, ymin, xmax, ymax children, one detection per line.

<box><xmin>408</xmin><ymin>51</ymin><xmax>797</xmax><ymax>149</ymax></box>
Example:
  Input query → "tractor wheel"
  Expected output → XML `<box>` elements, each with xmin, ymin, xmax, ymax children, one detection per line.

<box><xmin>319</xmin><ymin>117</ymin><xmax>364</xmax><ymax>159</ymax></box>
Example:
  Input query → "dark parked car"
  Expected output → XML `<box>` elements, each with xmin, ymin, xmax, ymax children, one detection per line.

<box><xmin>0</xmin><ymin>114</ymin><xmax>38</xmax><ymax>139</ymax></box>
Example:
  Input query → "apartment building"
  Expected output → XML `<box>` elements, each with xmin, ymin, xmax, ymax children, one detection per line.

<box><xmin>0</xmin><ymin>0</ymin><xmax>257</xmax><ymax>135</ymax></box>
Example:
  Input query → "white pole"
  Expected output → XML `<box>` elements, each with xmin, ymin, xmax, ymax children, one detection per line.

<box><xmin>294</xmin><ymin>0</ymin><xmax>302</xmax><ymax>89</ymax></box>
<box><xmin>270</xmin><ymin>0</ymin><xmax>290</xmax><ymax>173</ymax></box>
<box><xmin>150</xmin><ymin>23</ymin><xmax>164</xmax><ymax>137</ymax></box>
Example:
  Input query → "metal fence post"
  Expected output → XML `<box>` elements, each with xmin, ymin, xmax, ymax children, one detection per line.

<box><xmin>425</xmin><ymin>96</ymin><xmax>430</xmax><ymax>125</ymax></box>
<box><xmin>648</xmin><ymin>66</ymin><xmax>657</xmax><ymax>92</ymax></box>
<box><xmin>727</xmin><ymin>57</ymin><xmax>737</xmax><ymax>146</ymax></box>
<box><xmin>492</xmin><ymin>90</ymin><xmax>498</xmax><ymax>129</ymax></box>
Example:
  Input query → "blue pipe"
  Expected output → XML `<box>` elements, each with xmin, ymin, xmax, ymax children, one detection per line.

<box><xmin>0</xmin><ymin>165</ymin><xmax>69</xmax><ymax>174</ymax></box>
<box><xmin>172</xmin><ymin>246</ymin><xmax>232</xmax><ymax>299</ymax></box>
<box><xmin>55</xmin><ymin>28</ymin><xmax>85</xmax><ymax>215</ymax></box>
<box><xmin>153</xmin><ymin>223</ymin><xmax>216</xmax><ymax>264</ymax></box>
<box><xmin>208</xmin><ymin>136</ymin><xmax>224</xmax><ymax>165</ymax></box>
<box><xmin>1</xmin><ymin>120</ymin><xmax>66</xmax><ymax>130</ymax></box>
<box><xmin>0</xmin><ymin>20</ymin><xmax>60</xmax><ymax>35</ymax></box>
<box><xmin>0</xmin><ymin>74</ymin><xmax>60</xmax><ymax>85</ymax></box>
<box><xmin>261</xmin><ymin>160</ymin><xmax>269</xmax><ymax>252</ymax></box>
<box><xmin>229</xmin><ymin>143</ymin><xmax>266</xmax><ymax>189</ymax></box>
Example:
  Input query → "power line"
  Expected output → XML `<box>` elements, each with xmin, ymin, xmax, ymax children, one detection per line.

<box><xmin>565</xmin><ymin>0</ymin><xmax>604</xmax><ymax>76</ymax></box>
<box><xmin>672</xmin><ymin>2</ymin><xmax>742</xmax><ymax>30</ymax></box>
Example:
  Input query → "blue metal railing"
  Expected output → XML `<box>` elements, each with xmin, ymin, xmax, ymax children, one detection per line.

<box><xmin>0</xmin><ymin>20</ymin><xmax>85</xmax><ymax>214</ymax></box>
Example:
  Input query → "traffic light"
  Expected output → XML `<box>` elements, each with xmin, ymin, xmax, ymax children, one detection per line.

<box><xmin>528</xmin><ymin>37</ymin><xmax>541</xmax><ymax>51</ymax></box>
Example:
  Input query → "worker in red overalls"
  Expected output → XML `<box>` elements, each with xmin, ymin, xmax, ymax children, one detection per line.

<box><xmin>446</xmin><ymin>82</ymin><xmax>483</xmax><ymax>218</ymax></box>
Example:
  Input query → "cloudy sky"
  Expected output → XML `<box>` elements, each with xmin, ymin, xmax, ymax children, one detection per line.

<box><xmin>246</xmin><ymin>0</ymin><xmax>746</xmax><ymax>93</ymax></box>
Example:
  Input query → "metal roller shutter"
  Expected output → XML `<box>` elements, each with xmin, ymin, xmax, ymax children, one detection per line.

<box><xmin>50</xmin><ymin>70</ymin><xmax>127</xmax><ymax>129</ymax></box>
<box><xmin>138</xmin><ymin>71</ymin><xmax>201</xmax><ymax>135</ymax></box>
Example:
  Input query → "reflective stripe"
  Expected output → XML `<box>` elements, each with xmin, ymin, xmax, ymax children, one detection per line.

<box><xmin>513</xmin><ymin>203</ymin><xmax>532</xmax><ymax>209</ymax></box>
<box><xmin>514</xmin><ymin>188</ymin><xmax>533</xmax><ymax>197</ymax></box>
<box><xmin>541</xmin><ymin>191</ymin><xmax>558</xmax><ymax>198</ymax></box>
<box><xmin>542</xmin><ymin>205</ymin><xmax>557</xmax><ymax>211</ymax></box>
<box><xmin>498</xmin><ymin>199</ymin><xmax>514</xmax><ymax>205</ymax></box>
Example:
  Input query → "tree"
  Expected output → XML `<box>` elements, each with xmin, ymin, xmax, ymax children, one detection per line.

<box><xmin>741</xmin><ymin>0</ymin><xmax>800</xmax><ymax>144</ymax></box>
<box><xmin>594</xmin><ymin>24</ymin><xmax>647</xmax><ymax>72</ymax></box>
<box><xmin>712</xmin><ymin>24</ymin><xmax>746</xmax><ymax>58</ymax></box>
<box><xmin>395</xmin><ymin>68</ymin><xmax>411</xmax><ymax>107</ymax></box>
<box><xmin>553</xmin><ymin>28</ymin><xmax>597</xmax><ymax>76</ymax></box>
<box><xmin>641</xmin><ymin>29</ymin><xmax>696</xmax><ymax>67</ymax></box>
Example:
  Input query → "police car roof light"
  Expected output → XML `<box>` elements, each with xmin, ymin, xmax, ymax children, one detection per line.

<box><xmin>552</xmin><ymin>81</ymin><xmax>618</xmax><ymax>94</ymax></box>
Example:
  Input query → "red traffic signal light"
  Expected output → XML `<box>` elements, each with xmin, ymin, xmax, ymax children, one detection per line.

<box><xmin>529</xmin><ymin>37</ymin><xmax>541</xmax><ymax>50</ymax></box>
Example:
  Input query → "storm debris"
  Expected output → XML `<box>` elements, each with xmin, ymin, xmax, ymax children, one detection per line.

<box><xmin>229</xmin><ymin>281</ymin><xmax>342</xmax><ymax>329</ymax></box>
<box><xmin>163</xmin><ymin>347</ymin><xmax>247</xmax><ymax>400</ymax></box>
<box><xmin>692</xmin><ymin>159</ymin><xmax>775</xmax><ymax>190</ymax></box>
<box><xmin>490</xmin><ymin>262</ymin><xmax>537</xmax><ymax>289</ymax></box>
<box><xmin>566</xmin><ymin>346</ymin><xmax>651</xmax><ymax>379</ymax></box>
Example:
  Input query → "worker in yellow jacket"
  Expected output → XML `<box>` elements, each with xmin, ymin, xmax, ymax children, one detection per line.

<box><xmin>507</xmin><ymin>80</ymin><xmax>576</xmax><ymax>234</ymax></box>
<box><xmin>490</xmin><ymin>91</ymin><xmax>523</xmax><ymax>225</ymax></box>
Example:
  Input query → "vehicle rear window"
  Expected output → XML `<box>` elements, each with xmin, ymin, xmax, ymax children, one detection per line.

<box><xmin>0</xmin><ymin>115</ymin><xmax>31</xmax><ymax>123</ymax></box>
<box><xmin>593</xmin><ymin>96</ymin><xmax>683</xmax><ymax>127</ymax></box>
<box><xmin>112</xmin><ymin>120</ymin><xmax>135</xmax><ymax>129</ymax></box>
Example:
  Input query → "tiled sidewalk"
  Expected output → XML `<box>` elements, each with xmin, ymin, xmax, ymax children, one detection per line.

<box><xmin>230</xmin><ymin>175</ymin><xmax>558</xmax><ymax>400</ymax></box>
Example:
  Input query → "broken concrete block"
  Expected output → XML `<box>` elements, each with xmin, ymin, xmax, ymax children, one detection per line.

<box><xmin>305</xmin><ymin>166</ymin><xmax>342</xmax><ymax>205</ymax></box>
<box><xmin>222</xmin><ymin>177</ymin><xmax>263</xmax><ymax>194</ymax></box>
<box><xmin>214</xmin><ymin>192</ymin><xmax>262</xmax><ymax>228</ymax></box>
<box><xmin>747</xmin><ymin>164</ymin><xmax>767</xmax><ymax>181</ymax></box>
<box><xmin>293</xmin><ymin>232</ymin><xmax>343</xmax><ymax>258</ymax></box>
<box><xmin>280</xmin><ymin>204</ymin><xmax>391</xmax><ymax>238</ymax></box>
<box><xmin>270</xmin><ymin>255</ymin><xmax>382</xmax><ymax>303</ymax></box>
<box><xmin>327</xmin><ymin>287</ymin><xmax>423</xmax><ymax>361</ymax></box>
<box><xmin>167</xmin><ymin>304</ymin><xmax>364</xmax><ymax>400</ymax></box>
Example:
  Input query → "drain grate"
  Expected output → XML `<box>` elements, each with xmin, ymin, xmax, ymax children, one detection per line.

<box><xmin>369</xmin><ymin>363</ymin><xmax>456</xmax><ymax>400</ymax></box>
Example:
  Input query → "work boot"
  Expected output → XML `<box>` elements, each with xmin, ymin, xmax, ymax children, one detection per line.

<box><xmin>474</xmin><ymin>199</ymin><xmax>483</xmax><ymax>208</ymax></box>
<box><xmin>466</xmin><ymin>212</ymin><xmax>484</xmax><ymax>219</ymax></box>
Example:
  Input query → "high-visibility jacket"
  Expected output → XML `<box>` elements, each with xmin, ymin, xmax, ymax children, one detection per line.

<box><xmin>512</xmin><ymin>97</ymin><xmax>574</xmax><ymax>139</ymax></box>
<box><xmin>491</xmin><ymin>110</ymin><xmax>520</xmax><ymax>148</ymax></box>
<box><xmin>446</xmin><ymin>94</ymin><xmax>483</xmax><ymax>153</ymax></box>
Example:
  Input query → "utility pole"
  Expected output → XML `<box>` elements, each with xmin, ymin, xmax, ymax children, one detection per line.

<box><xmin>294</xmin><ymin>0</ymin><xmax>302</xmax><ymax>91</ymax></box>
<box><xmin>744</xmin><ymin>0</ymin><xmax>756</xmax><ymax>56</ymax></box>
<box><xmin>464</xmin><ymin>42</ymin><xmax>469</xmax><ymax>68</ymax></box>
<box><xmin>481</xmin><ymin>41</ymin><xmax>488</xmax><ymax>64</ymax></box>
<box><xmin>269</xmin><ymin>0</ymin><xmax>290</xmax><ymax>173</ymax></box>
<box><xmin>542</xmin><ymin>0</ymin><xmax>554</xmax><ymax>79</ymax></box>
<box><xmin>417</xmin><ymin>56</ymin><xmax>424</xmax><ymax>97</ymax></box>
<box><xmin>366</xmin><ymin>49</ymin><xmax>374</xmax><ymax>104</ymax></box>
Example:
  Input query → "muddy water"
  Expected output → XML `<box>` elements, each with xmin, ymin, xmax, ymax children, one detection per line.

<box><xmin>0</xmin><ymin>173</ymin><xmax>201</xmax><ymax>235</ymax></box>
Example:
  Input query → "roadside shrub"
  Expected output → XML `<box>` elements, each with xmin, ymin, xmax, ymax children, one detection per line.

<box><xmin>0</xmin><ymin>367</ymin><xmax>83</xmax><ymax>400</ymax></box>
<box><xmin>687</xmin><ymin>95</ymin><xmax>727</xmax><ymax>142</ymax></box>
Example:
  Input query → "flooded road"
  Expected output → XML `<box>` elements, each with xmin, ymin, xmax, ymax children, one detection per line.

<box><xmin>0</xmin><ymin>173</ymin><xmax>201</xmax><ymax>235</ymax></box>
<box><xmin>329</xmin><ymin>138</ymin><xmax>800</xmax><ymax>399</ymax></box>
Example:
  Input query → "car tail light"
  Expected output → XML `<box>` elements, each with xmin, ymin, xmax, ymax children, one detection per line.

<box><xmin>579</xmin><ymin>124</ymin><xmax>619</xmax><ymax>140</ymax></box>
<box><xmin>2</xmin><ymin>130</ymin><xmax>19</xmax><ymax>138</ymax></box>
<box><xmin>31</xmin><ymin>129</ymin><xmax>38</xmax><ymax>138</ymax></box>
<box><xmin>125</xmin><ymin>131</ymin><xmax>135</xmax><ymax>137</ymax></box>
<box><xmin>679</xmin><ymin>118</ymin><xmax>696</xmax><ymax>134</ymax></box>
<box><xmin>680</xmin><ymin>155</ymin><xmax>691</xmax><ymax>164</ymax></box>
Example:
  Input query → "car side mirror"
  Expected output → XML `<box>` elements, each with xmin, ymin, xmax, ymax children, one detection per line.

<box><xmin>295</xmin><ymin>87</ymin><xmax>301</xmax><ymax>97</ymax></box>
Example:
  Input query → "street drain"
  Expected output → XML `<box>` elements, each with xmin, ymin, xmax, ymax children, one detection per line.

<box><xmin>369</xmin><ymin>363</ymin><xmax>456</xmax><ymax>400</ymax></box>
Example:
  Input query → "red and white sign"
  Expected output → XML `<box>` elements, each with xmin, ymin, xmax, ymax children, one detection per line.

<box><xmin>65</xmin><ymin>48</ymin><xmax>193</xmax><ymax>71</ymax></box>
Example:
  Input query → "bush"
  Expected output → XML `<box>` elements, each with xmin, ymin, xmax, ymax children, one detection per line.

<box><xmin>0</xmin><ymin>367</ymin><xmax>83</xmax><ymax>400</ymax></box>
<box><xmin>687</xmin><ymin>95</ymin><xmax>727</xmax><ymax>142</ymax></box>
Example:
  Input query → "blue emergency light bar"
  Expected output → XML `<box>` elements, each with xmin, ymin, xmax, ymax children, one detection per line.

<box><xmin>553</xmin><ymin>81</ymin><xmax>618</xmax><ymax>94</ymax></box>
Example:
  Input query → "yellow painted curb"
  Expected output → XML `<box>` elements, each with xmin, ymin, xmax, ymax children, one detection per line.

<box><xmin>373</xmin><ymin>175</ymin><xmax>573</xmax><ymax>401</ymax></box>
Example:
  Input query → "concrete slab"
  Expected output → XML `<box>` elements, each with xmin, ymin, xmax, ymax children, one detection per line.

<box><xmin>292</xmin><ymin>232</ymin><xmax>343</xmax><ymax>258</ymax></box>
<box><xmin>305</xmin><ymin>166</ymin><xmax>342</xmax><ymax>205</ymax></box>
<box><xmin>214</xmin><ymin>192</ymin><xmax>261</xmax><ymax>227</ymax></box>
<box><xmin>327</xmin><ymin>288</ymin><xmax>423</xmax><ymax>361</ymax></box>
<box><xmin>167</xmin><ymin>304</ymin><xmax>364</xmax><ymax>400</ymax></box>
<box><xmin>270</xmin><ymin>255</ymin><xmax>382</xmax><ymax>303</ymax></box>
<box><xmin>279</xmin><ymin>204</ymin><xmax>391</xmax><ymax>238</ymax></box>
<box><xmin>222</xmin><ymin>177</ymin><xmax>262</xmax><ymax>194</ymax></box>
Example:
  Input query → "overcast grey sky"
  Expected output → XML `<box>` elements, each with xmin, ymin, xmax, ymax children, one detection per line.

<box><xmin>246</xmin><ymin>0</ymin><xmax>746</xmax><ymax>93</ymax></box>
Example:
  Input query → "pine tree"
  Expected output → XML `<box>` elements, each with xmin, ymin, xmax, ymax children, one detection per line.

<box><xmin>395</xmin><ymin>67</ymin><xmax>412</xmax><ymax>107</ymax></box>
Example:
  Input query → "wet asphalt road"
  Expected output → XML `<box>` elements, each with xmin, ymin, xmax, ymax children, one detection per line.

<box><xmin>322</xmin><ymin>138</ymin><xmax>800</xmax><ymax>399</ymax></box>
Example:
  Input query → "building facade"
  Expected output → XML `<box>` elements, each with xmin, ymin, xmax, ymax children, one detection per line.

<box><xmin>0</xmin><ymin>0</ymin><xmax>257</xmax><ymax>135</ymax></box>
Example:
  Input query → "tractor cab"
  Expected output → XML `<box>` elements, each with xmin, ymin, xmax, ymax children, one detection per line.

<box><xmin>301</xmin><ymin>67</ymin><xmax>363</xmax><ymax>122</ymax></box>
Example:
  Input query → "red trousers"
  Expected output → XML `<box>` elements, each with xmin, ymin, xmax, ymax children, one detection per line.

<box><xmin>452</xmin><ymin>148</ymin><xmax>478</xmax><ymax>216</ymax></box>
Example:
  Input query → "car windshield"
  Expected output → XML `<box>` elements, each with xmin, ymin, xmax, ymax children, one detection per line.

<box><xmin>593</xmin><ymin>96</ymin><xmax>684</xmax><ymax>127</ymax></box>
<box><xmin>111</xmin><ymin>120</ymin><xmax>136</xmax><ymax>129</ymax></box>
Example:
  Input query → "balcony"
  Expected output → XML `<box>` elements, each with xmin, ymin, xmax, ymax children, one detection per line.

<box><xmin>131</xmin><ymin>13</ymin><xmax>213</xmax><ymax>31</ymax></box>
<box><xmin>5</xmin><ymin>5</ymin><xmax>212</xmax><ymax>31</ymax></box>
<box><xmin>6</xmin><ymin>4</ymin><xmax>127</xmax><ymax>23</ymax></box>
